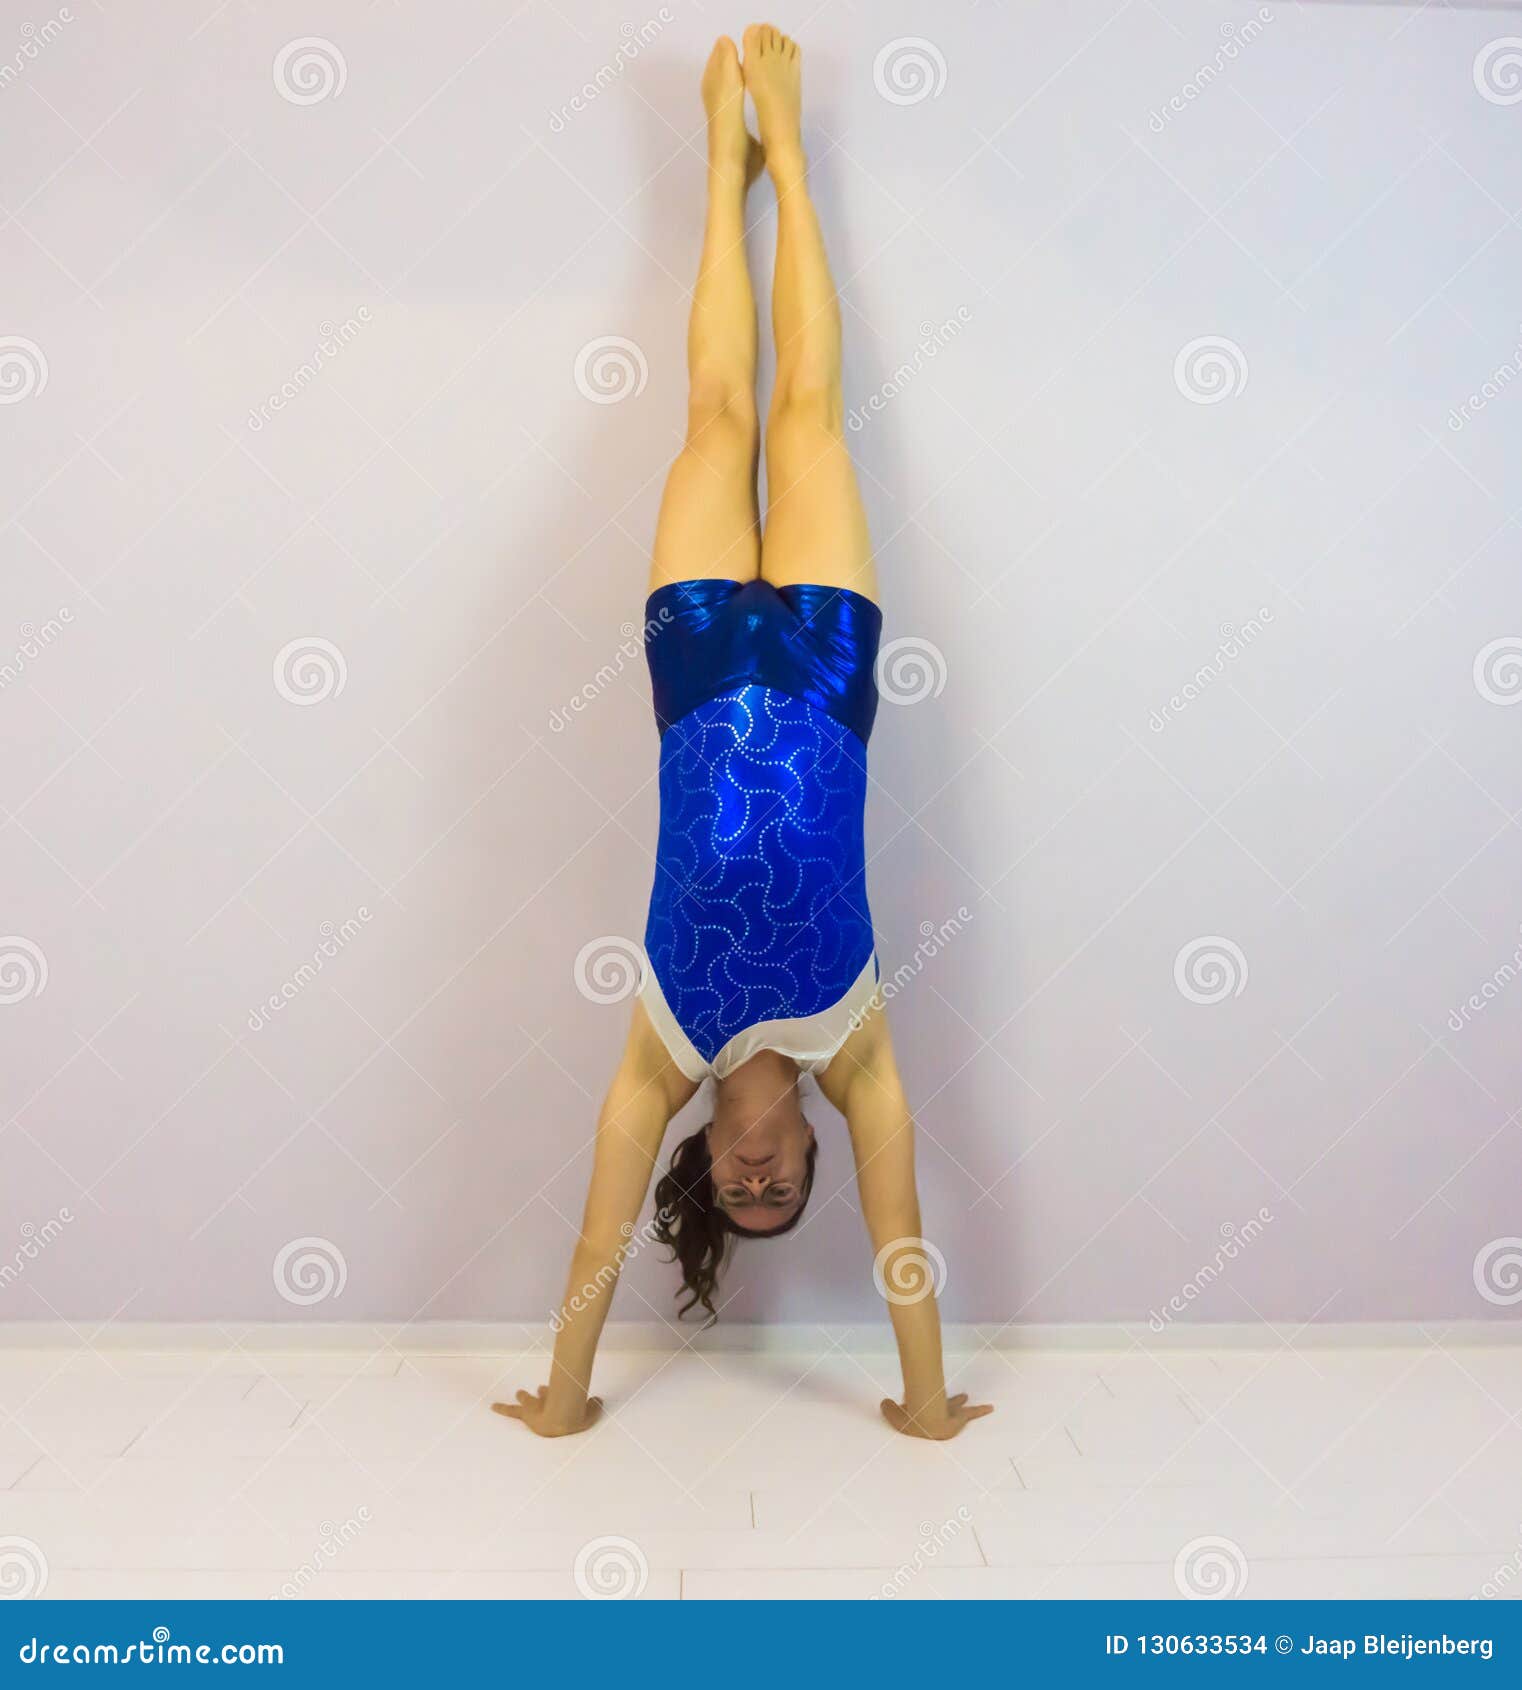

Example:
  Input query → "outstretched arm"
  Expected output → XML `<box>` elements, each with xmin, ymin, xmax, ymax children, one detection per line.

<box><xmin>819</xmin><ymin>1011</ymin><xmax>993</xmax><ymax>1440</ymax></box>
<box><xmin>495</xmin><ymin>1004</ymin><xmax>697</xmax><ymax>1437</ymax></box>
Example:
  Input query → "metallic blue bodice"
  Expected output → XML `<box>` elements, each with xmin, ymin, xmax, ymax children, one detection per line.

<box><xmin>642</xmin><ymin>580</ymin><xmax>882</xmax><ymax>1066</ymax></box>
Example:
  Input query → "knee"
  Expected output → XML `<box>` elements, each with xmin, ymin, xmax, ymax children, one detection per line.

<box><xmin>768</xmin><ymin>377</ymin><xmax>843</xmax><ymax>443</ymax></box>
<box><xmin>687</xmin><ymin>369</ymin><xmax>758</xmax><ymax>453</ymax></box>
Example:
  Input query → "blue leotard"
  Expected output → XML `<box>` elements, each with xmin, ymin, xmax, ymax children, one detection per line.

<box><xmin>639</xmin><ymin>578</ymin><xmax>883</xmax><ymax>1081</ymax></box>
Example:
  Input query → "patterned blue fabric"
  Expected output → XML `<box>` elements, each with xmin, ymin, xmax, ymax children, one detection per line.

<box><xmin>643</xmin><ymin>683</ymin><xmax>875</xmax><ymax>1065</ymax></box>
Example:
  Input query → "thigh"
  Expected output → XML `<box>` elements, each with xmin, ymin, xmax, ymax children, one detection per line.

<box><xmin>760</xmin><ymin>413</ymin><xmax>877</xmax><ymax>602</ymax></box>
<box><xmin>647</xmin><ymin>418</ymin><xmax>762</xmax><ymax>595</ymax></box>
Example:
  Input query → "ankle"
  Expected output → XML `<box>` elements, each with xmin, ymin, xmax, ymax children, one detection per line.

<box><xmin>766</xmin><ymin>142</ymin><xmax>807</xmax><ymax>189</ymax></box>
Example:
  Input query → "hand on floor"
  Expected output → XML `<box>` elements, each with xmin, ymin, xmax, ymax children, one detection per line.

<box><xmin>880</xmin><ymin>1392</ymin><xmax>994</xmax><ymax>1441</ymax></box>
<box><xmin>491</xmin><ymin>1385</ymin><xmax>603</xmax><ymax>1438</ymax></box>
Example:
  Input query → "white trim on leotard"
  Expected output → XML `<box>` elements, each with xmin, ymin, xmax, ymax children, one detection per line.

<box><xmin>638</xmin><ymin>952</ymin><xmax>881</xmax><ymax>1083</ymax></box>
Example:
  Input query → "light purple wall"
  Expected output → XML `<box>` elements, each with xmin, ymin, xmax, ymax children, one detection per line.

<box><xmin>3</xmin><ymin>1</ymin><xmax>1519</xmax><ymax>1327</ymax></box>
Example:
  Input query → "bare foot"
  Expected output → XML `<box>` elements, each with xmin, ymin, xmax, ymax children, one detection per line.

<box><xmin>742</xmin><ymin>23</ymin><xmax>803</xmax><ymax>182</ymax></box>
<box><xmin>702</xmin><ymin>35</ymin><xmax>763</xmax><ymax>188</ymax></box>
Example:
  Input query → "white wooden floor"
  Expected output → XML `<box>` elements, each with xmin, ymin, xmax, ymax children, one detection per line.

<box><xmin>3</xmin><ymin>1344</ymin><xmax>1520</xmax><ymax>1600</ymax></box>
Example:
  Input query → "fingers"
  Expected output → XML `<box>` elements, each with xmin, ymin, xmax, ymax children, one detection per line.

<box><xmin>948</xmin><ymin>1392</ymin><xmax>968</xmax><ymax>1409</ymax></box>
<box><xmin>490</xmin><ymin>1402</ymin><xmax>523</xmax><ymax>1420</ymax></box>
<box><xmin>963</xmin><ymin>1402</ymin><xmax>995</xmax><ymax>1421</ymax></box>
<box><xmin>516</xmin><ymin>1388</ymin><xmax>540</xmax><ymax>1408</ymax></box>
<box><xmin>585</xmin><ymin>1396</ymin><xmax>605</xmax><ymax>1425</ymax></box>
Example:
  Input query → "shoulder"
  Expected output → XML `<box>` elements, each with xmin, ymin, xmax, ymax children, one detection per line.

<box><xmin>817</xmin><ymin>1001</ymin><xmax>899</xmax><ymax>1114</ymax></box>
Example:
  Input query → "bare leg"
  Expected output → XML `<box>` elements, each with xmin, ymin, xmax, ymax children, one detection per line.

<box><xmin>648</xmin><ymin>37</ymin><xmax>765</xmax><ymax>593</ymax></box>
<box><xmin>745</xmin><ymin>24</ymin><xmax>876</xmax><ymax>601</ymax></box>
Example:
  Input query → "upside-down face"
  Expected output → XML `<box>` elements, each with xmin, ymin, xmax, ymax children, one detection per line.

<box><xmin>707</xmin><ymin>1057</ymin><xmax>815</xmax><ymax>1234</ymax></box>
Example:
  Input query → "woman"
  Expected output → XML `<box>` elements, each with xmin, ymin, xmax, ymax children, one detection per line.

<box><xmin>496</xmin><ymin>28</ymin><xmax>992</xmax><ymax>1442</ymax></box>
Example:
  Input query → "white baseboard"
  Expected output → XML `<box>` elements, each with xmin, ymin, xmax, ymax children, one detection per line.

<box><xmin>0</xmin><ymin>1319</ymin><xmax>1515</xmax><ymax>1353</ymax></box>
